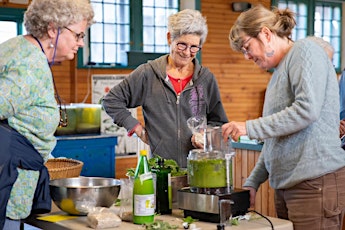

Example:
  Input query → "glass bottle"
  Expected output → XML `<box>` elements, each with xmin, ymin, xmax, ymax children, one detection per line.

<box><xmin>132</xmin><ymin>150</ymin><xmax>155</xmax><ymax>224</ymax></box>
<box><xmin>151</xmin><ymin>158</ymin><xmax>172</xmax><ymax>214</ymax></box>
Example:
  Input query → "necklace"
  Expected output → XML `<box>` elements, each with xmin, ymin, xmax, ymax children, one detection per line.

<box><xmin>31</xmin><ymin>34</ymin><xmax>68</xmax><ymax>127</ymax></box>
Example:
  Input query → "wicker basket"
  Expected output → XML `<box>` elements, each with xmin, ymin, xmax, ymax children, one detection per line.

<box><xmin>45</xmin><ymin>158</ymin><xmax>84</xmax><ymax>180</ymax></box>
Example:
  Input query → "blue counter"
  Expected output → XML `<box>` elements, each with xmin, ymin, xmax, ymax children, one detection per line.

<box><xmin>52</xmin><ymin>134</ymin><xmax>117</xmax><ymax>178</ymax></box>
<box><xmin>232</xmin><ymin>141</ymin><xmax>263</xmax><ymax>152</ymax></box>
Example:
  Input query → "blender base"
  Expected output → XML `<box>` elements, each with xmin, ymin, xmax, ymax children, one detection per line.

<box><xmin>177</xmin><ymin>187</ymin><xmax>250</xmax><ymax>223</ymax></box>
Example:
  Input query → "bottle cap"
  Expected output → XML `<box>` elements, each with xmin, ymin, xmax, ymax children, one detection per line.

<box><xmin>140</xmin><ymin>149</ymin><xmax>148</xmax><ymax>156</ymax></box>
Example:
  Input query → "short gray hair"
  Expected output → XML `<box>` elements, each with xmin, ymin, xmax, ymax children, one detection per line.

<box><xmin>306</xmin><ymin>36</ymin><xmax>334</xmax><ymax>59</ymax></box>
<box><xmin>24</xmin><ymin>0</ymin><xmax>94</xmax><ymax>38</ymax></box>
<box><xmin>168</xmin><ymin>9</ymin><xmax>208</xmax><ymax>45</ymax></box>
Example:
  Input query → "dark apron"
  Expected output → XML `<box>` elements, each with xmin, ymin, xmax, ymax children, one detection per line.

<box><xmin>0</xmin><ymin>120</ymin><xmax>51</xmax><ymax>229</ymax></box>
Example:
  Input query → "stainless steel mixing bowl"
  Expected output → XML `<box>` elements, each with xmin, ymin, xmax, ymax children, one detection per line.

<box><xmin>49</xmin><ymin>177</ymin><xmax>121</xmax><ymax>215</ymax></box>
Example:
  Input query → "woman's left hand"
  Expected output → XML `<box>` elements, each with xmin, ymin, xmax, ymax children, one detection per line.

<box><xmin>221</xmin><ymin>121</ymin><xmax>247</xmax><ymax>142</ymax></box>
<box><xmin>191</xmin><ymin>133</ymin><xmax>204</xmax><ymax>149</ymax></box>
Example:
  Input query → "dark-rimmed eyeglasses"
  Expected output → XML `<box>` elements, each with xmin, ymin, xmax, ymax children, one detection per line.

<box><xmin>240</xmin><ymin>37</ymin><xmax>253</xmax><ymax>56</ymax></box>
<box><xmin>64</xmin><ymin>27</ymin><xmax>85</xmax><ymax>42</ymax></box>
<box><xmin>176</xmin><ymin>42</ymin><xmax>202</xmax><ymax>53</ymax></box>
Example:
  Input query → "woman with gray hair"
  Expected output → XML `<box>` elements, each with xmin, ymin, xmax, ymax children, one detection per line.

<box><xmin>0</xmin><ymin>0</ymin><xmax>94</xmax><ymax>228</ymax></box>
<box><xmin>103</xmin><ymin>9</ymin><xmax>228</xmax><ymax>168</ymax></box>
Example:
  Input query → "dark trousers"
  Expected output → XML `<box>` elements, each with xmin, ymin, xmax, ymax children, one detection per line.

<box><xmin>0</xmin><ymin>121</ymin><xmax>51</xmax><ymax>230</ymax></box>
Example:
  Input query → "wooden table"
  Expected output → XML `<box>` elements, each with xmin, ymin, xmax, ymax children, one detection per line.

<box><xmin>24</xmin><ymin>209</ymin><xmax>293</xmax><ymax>230</ymax></box>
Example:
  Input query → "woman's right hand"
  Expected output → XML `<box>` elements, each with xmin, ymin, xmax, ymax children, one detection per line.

<box><xmin>135</xmin><ymin>124</ymin><xmax>149</xmax><ymax>144</ymax></box>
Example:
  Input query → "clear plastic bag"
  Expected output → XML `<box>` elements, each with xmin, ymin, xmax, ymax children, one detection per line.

<box><xmin>118</xmin><ymin>178</ymin><xmax>134</xmax><ymax>222</ymax></box>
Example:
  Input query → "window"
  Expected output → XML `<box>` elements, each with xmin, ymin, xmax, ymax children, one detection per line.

<box><xmin>84</xmin><ymin>0</ymin><xmax>179</xmax><ymax>68</ymax></box>
<box><xmin>0</xmin><ymin>8</ymin><xmax>26</xmax><ymax>44</ymax></box>
<box><xmin>272</xmin><ymin>0</ymin><xmax>342</xmax><ymax>72</ymax></box>
<box><xmin>142</xmin><ymin>0</ymin><xmax>179</xmax><ymax>53</ymax></box>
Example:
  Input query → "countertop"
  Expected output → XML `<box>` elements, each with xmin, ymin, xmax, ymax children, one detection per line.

<box><xmin>232</xmin><ymin>142</ymin><xmax>263</xmax><ymax>152</ymax></box>
<box><xmin>55</xmin><ymin>133</ymin><xmax>118</xmax><ymax>140</ymax></box>
<box><xmin>24</xmin><ymin>209</ymin><xmax>293</xmax><ymax>230</ymax></box>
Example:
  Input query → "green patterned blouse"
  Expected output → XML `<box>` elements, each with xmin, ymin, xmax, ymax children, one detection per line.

<box><xmin>0</xmin><ymin>35</ymin><xmax>59</xmax><ymax>219</ymax></box>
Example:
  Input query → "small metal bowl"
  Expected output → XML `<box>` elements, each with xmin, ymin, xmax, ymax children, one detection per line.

<box><xmin>50</xmin><ymin>177</ymin><xmax>121</xmax><ymax>215</ymax></box>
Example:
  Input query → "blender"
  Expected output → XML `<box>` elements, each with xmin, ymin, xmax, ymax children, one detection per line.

<box><xmin>177</xmin><ymin>125</ymin><xmax>250</xmax><ymax>223</ymax></box>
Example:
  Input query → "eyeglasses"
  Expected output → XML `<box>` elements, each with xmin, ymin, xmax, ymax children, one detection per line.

<box><xmin>240</xmin><ymin>37</ymin><xmax>253</xmax><ymax>56</ymax></box>
<box><xmin>64</xmin><ymin>27</ymin><xmax>85</xmax><ymax>42</ymax></box>
<box><xmin>176</xmin><ymin>42</ymin><xmax>202</xmax><ymax>53</ymax></box>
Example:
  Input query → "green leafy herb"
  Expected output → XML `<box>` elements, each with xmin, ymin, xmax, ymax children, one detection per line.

<box><xmin>145</xmin><ymin>220</ymin><xmax>178</xmax><ymax>230</ymax></box>
<box><xmin>114</xmin><ymin>199</ymin><xmax>121</xmax><ymax>206</ymax></box>
<box><xmin>230</xmin><ymin>218</ymin><xmax>239</xmax><ymax>226</ymax></box>
<box><xmin>182</xmin><ymin>216</ymin><xmax>197</xmax><ymax>224</ymax></box>
<box><xmin>126</xmin><ymin>155</ymin><xmax>187</xmax><ymax>177</ymax></box>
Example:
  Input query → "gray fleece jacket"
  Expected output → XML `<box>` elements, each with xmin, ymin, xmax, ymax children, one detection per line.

<box><xmin>243</xmin><ymin>38</ymin><xmax>345</xmax><ymax>190</ymax></box>
<box><xmin>102</xmin><ymin>54</ymin><xmax>228</xmax><ymax>167</ymax></box>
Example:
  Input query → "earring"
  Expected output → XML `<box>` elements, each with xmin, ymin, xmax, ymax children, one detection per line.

<box><xmin>49</xmin><ymin>40</ymin><xmax>54</xmax><ymax>48</ymax></box>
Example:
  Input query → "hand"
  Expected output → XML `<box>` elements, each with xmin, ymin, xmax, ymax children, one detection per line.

<box><xmin>243</xmin><ymin>186</ymin><xmax>256</xmax><ymax>208</ymax></box>
<box><xmin>191</xmin><ymin>133</ymin><xmax>204</xmax><ymax>149</ymax></box>
<box><xmin>221</xmin><ymin>121</ymin><xmax>247</xmax><ymax>142</ymax></box>
<box><xmin>135</xmin><ymin>124</ymin><xmax>149</xmax><ymax>144</ymax></box>
<box><xmin>340</xmin><ymin>120</ymin><xmax>345</xmax><ymax>138</ymax></box>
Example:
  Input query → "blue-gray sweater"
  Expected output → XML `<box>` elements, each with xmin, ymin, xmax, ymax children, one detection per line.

<box><xmin>102</xmin><ymin>55</ymin><xmax>228</xmax><ymax>167</ymax></box>
<box><xmin>244</xmin><ymin>38</ymin><xmax>345</xmax><ymax>190</ymax></box>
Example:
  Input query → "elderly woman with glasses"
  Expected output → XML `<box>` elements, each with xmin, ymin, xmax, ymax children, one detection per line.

<box><xmin>222</xmin><ymin>4</ymin><xmax>345</xmax><ymax>230</ymax></box>
<box><xmin>0</xmin><ymin>0</ymin><xmax>94</xmax><ymax>228</ymax></box>
<box><xmin>103</xmin><ymin>9</ymin><xmax>228</xmax><ymax>168</ymax></box>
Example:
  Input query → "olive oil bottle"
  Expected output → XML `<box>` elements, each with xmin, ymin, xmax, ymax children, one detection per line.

<box><xmin>132</xmin><ymin>150</ymin><xmax>155</xmax><ymax>224</ymax></box>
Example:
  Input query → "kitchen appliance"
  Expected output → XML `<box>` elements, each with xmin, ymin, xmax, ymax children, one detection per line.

<box><xmin>177</xmin><ymin>126</ymin><xmax>250</xmax><ymax>223</ymax></box>
<box><xmin>178</xmin><ymin>187</ymin><xmax>250</xmax><ymax>223</ymax></box>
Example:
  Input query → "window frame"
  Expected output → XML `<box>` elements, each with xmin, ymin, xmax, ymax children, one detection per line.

<box><xmin>0</xmin><ymin>7</ymin><xmax>25</xmax><ymax>36</ymax></box>
<box><xmin>78</xmin><ymin>0</ymin><xmax>187</xmax><ymax>69</ymax></box>
<box><xmin>271</xmin><ymin>0</ymin><xmax>343</xmax><ymax>73</ymax></box>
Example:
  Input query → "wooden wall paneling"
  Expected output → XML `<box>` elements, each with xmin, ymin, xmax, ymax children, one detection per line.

<box><xmin>234</xmin><ymin>148</ymin><xmax>276</xmax><ymax>217</ymax></box>
<box><xmin>201</xmin><ymin>0</ymin><xmax>272</xmax><ymax>122</ymax></box>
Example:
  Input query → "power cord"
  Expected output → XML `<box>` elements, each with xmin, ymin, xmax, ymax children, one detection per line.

<box><xmin>249</xmin><ymin>210</ymin><xmax>274</xmax><ymax>230</ymax></box>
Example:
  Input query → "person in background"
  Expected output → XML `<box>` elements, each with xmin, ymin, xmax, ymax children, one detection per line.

<box><xmin>0</xmin><ymin>0</ymin><xmax>94</xmax><ymax>229</ymax></box>
<box><xmin>339</xmin><ymin>71</ymin><xmax>345</xmax><ymax>142</ymax></box>
<box><xmin>102</xmin><ymin>9</ymin><xmax>228</xmax><ymax>168</ymax></box>
<box><xmin>222</xmin><ymin>5</ymin><xmax>345</xmax><ymax>230</ymax></box>
<box><xmin>306</xmin><ymin>36</ymin><xmax>334</xmax><ymax>60</ymax></box>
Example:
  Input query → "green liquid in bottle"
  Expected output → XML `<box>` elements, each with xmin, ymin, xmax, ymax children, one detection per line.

<box><xmin>133</xmin><ymin>150</ymin><xmax>155</xmax><ymax>224</ymax></box>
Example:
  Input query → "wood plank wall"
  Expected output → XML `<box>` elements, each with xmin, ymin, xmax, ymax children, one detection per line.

<box><xmin>234</xmin><ymin>148</ymin><xmax>276</xmax><ymax>217</ymax></box>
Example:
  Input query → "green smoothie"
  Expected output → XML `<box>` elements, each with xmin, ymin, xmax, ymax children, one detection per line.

<box><xmin>188</xmin><ymin>158</ymin><xmax>231</xmax><ymax>188</ymax></box>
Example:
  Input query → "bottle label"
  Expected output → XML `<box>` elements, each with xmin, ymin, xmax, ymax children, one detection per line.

<box><xmin>133</xmin><ymin>194</ymin><xmax>155</xmax><ymax>216</ymax></box>
<box><xmin>140</xmin><ymin>172</ymin><xmax>153</xmax><ymax>183</ymax></box>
